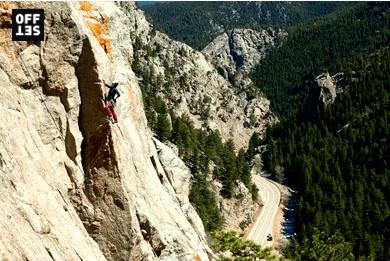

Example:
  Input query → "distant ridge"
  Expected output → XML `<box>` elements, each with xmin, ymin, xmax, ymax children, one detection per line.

<box><xmin>140</xmin><ymin>1</ymin><xmax>354</xmax><ymax>49</ymax></box>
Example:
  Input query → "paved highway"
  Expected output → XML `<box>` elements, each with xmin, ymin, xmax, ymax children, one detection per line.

<box><xmin>245</xmin><ymin>175</ymin><xmax>281</xmax><ymax>247</ymax></box>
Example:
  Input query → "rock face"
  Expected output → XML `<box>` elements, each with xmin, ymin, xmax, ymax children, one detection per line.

<box><xmin>315</xmin><ymin>72</ymin><xmax>346</xmax><ymax>105</ymax></box>
<box><xmin>126</xmin><ymin>6</ymin><xmax>276</xmax><ymax>149</ymax></box>
<box><xmin>0</xmin><ymin>2</ymin><xmax>213</xmax><ymax>260</ymax></box>
<box><xmin>211</xmin><ymin>180</ymin><xmax>259</xmax><ymax>232</ymax></box>
<box><xmin>203</xmin><ymin>28</ymin><xmax>285</xmax><ymax>82</ymax></box>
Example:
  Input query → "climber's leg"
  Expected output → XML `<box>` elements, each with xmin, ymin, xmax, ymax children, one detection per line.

<box><xmin>111</xmin><ymin>107</ymin><xmax>118</xmax><ymax>122</ymax></box>
<box><xmin>104</xmin><ymin>101</ymin><xmax>113</xmax><ymax>118</ymax></box>
<box><xmin>107</xmin><ymin>99</ymin><xmax>118</xmax><ymax>122</ymax></box>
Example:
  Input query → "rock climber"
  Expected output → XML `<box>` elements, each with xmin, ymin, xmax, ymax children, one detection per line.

<box><xmin>104</xmin><ymin>81</ymin><xmax>121</xmax><ymax>123</ymax></box>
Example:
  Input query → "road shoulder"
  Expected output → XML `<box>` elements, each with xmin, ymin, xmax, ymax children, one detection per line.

<box><xmin>271</xmin><ymin>181</ymin><xmax>291</xmax><ymax>253</ymax></box>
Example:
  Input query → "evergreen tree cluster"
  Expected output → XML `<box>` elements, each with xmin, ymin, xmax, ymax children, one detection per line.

<box><xmin>143</xmin><ymin>91</ymin><xmax>258</xmax><ymax>231</ymax></box>
<box><xmin>248</xmin><ymin>2</ymin><xmax>390</xmax><ymax>259</ymax></box>
<box><xmin>212</xmin><ymin>231</ymin><xmax>277</xmax><ymax>260</ymax></box>
<box><xmin>170</xmin><ymin>114</ymin><xmax>255</xmax><ymax>200</ymax></box>
<box><xmin>140</xmin><ymin>1</ymin><xmax>353</xmax><ymax>50</ymax></box>
<box><xmin>265</xmin><ymin>50</ymin><xmax>390</xmax><ymax>259</ymax></box>
<box><xmin>143</xmin><ymin>92</ymin><xmax>259</xmax><ymax>232</ymax></box>
<box><xmin>253</xmin><ymin>2</ymin><xmax>390</xmax><ymax>121</ymax></box>
<box><xmin>285</xmin><ymin>229</ymin><xmax>355</xmax><ymax>260</ymax></box>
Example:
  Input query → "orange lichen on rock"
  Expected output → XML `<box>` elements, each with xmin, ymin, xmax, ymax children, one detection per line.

<box><xmin>193</xmin><ymin>254</ymin><xmax>201</xmax><ymax>261</ymax></box>
<box><xmin>79</xmin><ymin>2</ymin><xmax>112</xmax><ymax>59</ymax></box>
<box><xmin>88</xmin><ymin>16</ymin><xmax>112</xmax><ymax>59</ymax></box>
<box><xmin>79</xmin><ymin>1</ymin><xmax>93</xmax><ymax>12</ymax></box>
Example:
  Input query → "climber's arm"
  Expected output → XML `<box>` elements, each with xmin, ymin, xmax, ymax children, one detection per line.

<box><xmin>115</xmin><ymin>89</ymin><xmax>121</xmax><ymax>100</ymax></box>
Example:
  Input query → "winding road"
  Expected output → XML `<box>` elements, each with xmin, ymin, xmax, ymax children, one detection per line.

<box><xmin>245</xmin><ymin>175</ymin><xmax>281</xmax><ymax>247</ymax></box>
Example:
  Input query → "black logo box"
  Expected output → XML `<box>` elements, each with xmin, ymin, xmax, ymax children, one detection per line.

<box><xmin>12</xmin><ymin>9</ymin><xmax>44</xmax><ymax>41</ymax></box>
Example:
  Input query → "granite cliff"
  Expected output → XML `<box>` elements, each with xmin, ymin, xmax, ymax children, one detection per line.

<box><xmin>203</xmin><ymin>28</ymin><xmax>286</xmax><ymax>85</ymax></box>
<box><xmin>0</xmin><ymin>2</ymin><xmax>214</xmax><ymax>260</ymax></box>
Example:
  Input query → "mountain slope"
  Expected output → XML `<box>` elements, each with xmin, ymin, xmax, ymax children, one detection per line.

<box><xmin>253</xmin><ymin>1</ymin><xmax>390</xmax><ymax>120</ymax></box>
<box><xmin>129</xmin><ymin>4</ymin><xmax>275</xmax><ymax>150</ymax></box>
<box><xmin>126</xmin><ymin>3</ymin><xmax>274</xmax><ymax>233</ymax></box>
<box><xmin>202</xmin><ymin>28</ymin><xmax>286</xmax><ymax>88</ymax></box>
<box><xmin>247</xmin><ymin>2</ymin><xmax>390</xmax><ymax>259</ymax></box>
<box><xmin>140</xmin><ymin>1</ymin><xmax>354</xmax><ymax>49</ymax></box>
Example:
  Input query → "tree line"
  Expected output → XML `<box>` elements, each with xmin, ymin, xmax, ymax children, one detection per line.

<box><xmin>140</xmin><ymin>1</ymin><xmax>352</xmax><ymax>50</ymax></box>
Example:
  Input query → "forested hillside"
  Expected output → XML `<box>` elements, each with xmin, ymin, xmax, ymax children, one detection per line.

<box><xmin>253</xmin><ymin>2</ymin><xmax>390</xmax><ymax>120</ymax></box>
<box><xmin>248</xmin><ymin>2</ymin><xmax>390</xmax><ymax>259</ymax></box>
<box><xmin>141</xmin><ymin>77</ymin><xmax>258</xmax><ymax>233</ymax></box>
<box><xmin>264</xmin><ymin>49</ymin><xmax>389</xmax><ymax>260</ymax></box>
<box><xmin>140</xmin><ymin>1</ymin><xmax>353</xmax><ymax>49</ymax></box>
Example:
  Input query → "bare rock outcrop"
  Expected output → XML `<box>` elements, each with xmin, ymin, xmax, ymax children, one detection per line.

<box><xmin>203</xmin><ymin>28</ymin><xmax>285</xmax><ymax>81</ymax></box>
<box><xmin>315</xmin><ymin>72</ymin><xmax>347</xmax><ymax>105</ymax></box>
<box><xmin>211</xmin><ymin>180</ymin><xmax>259</xmax><ymax>232</ymax></box>
<box><xmin>0</xmin><ymin>2</ymin><xmax>213</xmax><ymax>260</ymax></box>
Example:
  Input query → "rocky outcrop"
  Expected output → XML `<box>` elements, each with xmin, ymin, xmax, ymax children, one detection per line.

<box><xmin>126</xmin><ymin>5</ymin><xmax>276</xmax><ymax>149</ymax></box>
<box><xmin>315</xmin><ymin>72</ymin><xmax>347</xmax><ymax>105</ymax></box>
<box><xmin>211</xmin><ymin>180</ymin><xmax>259</xmax><ymax>232</ymax></box>
<box><xmin>153</xmin><ymin>139</ymin><xmax>211</xmax><ymax>242</ymax></box>
<box><xmin>0</xmin><ymin>2</ymin><xmax>213</xmax><ymax>260</ymax></box>
<box><xmin>203</xmin><ymin>28</ymin><xmax>285</xmax><ymax>83</ymax></box>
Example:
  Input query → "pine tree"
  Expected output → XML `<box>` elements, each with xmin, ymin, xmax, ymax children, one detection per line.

<box><xmin>156</xmin><ymin>112</ymin><xmax>171</xmax><ymax>140</ymax></box>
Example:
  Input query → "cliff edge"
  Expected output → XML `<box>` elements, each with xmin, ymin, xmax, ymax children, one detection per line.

<box><xmin>0</xmin><ymin>2</ymin><xmax>213</xmax><ymax>260</ymax></box>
